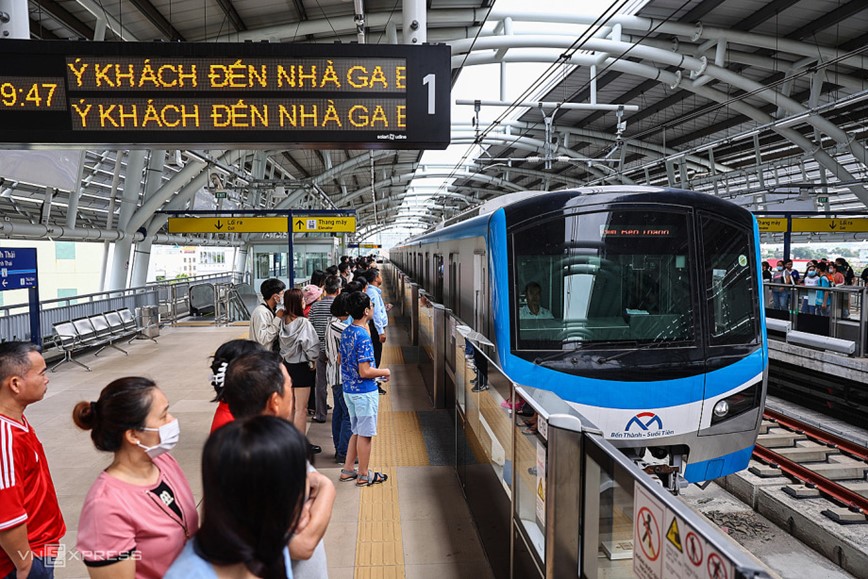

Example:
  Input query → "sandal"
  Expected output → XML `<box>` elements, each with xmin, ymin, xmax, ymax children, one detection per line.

<box><xmin>339</xmin><ymin>469</ymin><xmax>358</xmax><ymax>482</ymax></box>
<box><xmin>356</xmin><ymin>470</ymin><xmax>389</xmax><ymax>487</ymax></box>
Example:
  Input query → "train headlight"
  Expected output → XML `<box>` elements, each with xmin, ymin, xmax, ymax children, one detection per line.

<box><xmin>710</xmin><ymin>383</ymin><xmax>762</xmax><ymax>425</ymax></box>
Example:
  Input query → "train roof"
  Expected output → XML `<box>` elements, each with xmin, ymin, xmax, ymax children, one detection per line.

<box><xmin>395</xmin><ymin>186</ymin><xmax>753</xmax><ymax>248</ymax></box>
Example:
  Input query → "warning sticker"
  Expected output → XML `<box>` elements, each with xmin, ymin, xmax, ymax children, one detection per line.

<box><xmin>634</xmin><ymin>482</ymin><xmax>738</xmax><ymax>579</ymax></box>
<box><xmin>667</xmin><ymin>517</ymin><xmax>683</xmax><ymax>552</ymax></box>
<box><xmin>633</xmin><ymin>485</ymin><xmax>664</xmax><ymax>579</ymax></box>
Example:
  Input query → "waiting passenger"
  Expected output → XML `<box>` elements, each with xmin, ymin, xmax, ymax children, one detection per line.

<box><xmin>249</xmin><ymin>278</ymin><xmax>286</xmax><ymax>351</ymax></box>
<box><xmin>74</xmin><ymin>377</ymin><xmax>198</xmax><ymax>579</ymax></box>
<box><xmin>801</xmin><ymin>265</ymin><xmax>820</xmax><ymax>314</ymax></box>
<box><xmin>208</xmin><ymin>339</ymin><xmax>264</xmax><ymax>433</ymax></box>
<box><xmin>279</xmin><ymin>288</ymin><xmax>321</xmax><ymax>446</ymax></box>
<box><xmin>165</xmin><ymin>417</ymin><xmax>308</xmax><ymax>578</ymax></box>
<box><xmin>326</xmin><ymin>293</ymin><xmax>352</xmax><ymax>463</ymax></box>
<box><xmin>221</xmin><ymin>351</ymin><xmax>335</xmax><ymax>578</ymax></box>
<box><xmin>339</xmin><ymin>291</ymin><xmax>391</xmax><ymax>486</ymax></box>
<box><xmin>520</xmin><ymin>282</ymin><xmax>554</xmax><ymax>319</ymax></box>
<box><xmin>0</xmin><ymin>342</ymin><xmax>66</xmax><ymax>579</ymax></box>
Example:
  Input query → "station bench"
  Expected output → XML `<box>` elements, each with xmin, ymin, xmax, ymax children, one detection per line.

<box><xmin>51</xmin><ymin>307</ymin><xmax>158</xmax><ymax>372</ymax></box>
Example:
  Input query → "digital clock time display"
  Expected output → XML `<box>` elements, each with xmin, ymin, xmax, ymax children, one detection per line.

<box><xmin>0</xmin><ymin>77</ymin><xmax>66</xmax><ymax>110</ymax></box>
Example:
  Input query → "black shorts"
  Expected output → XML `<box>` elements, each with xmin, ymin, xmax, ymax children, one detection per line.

<box><xmin>285</xmin><ymin>361</ymin><xmax>316</xmax><ymax>388</ymax></box>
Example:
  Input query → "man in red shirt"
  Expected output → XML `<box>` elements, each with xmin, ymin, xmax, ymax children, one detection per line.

<box><xmin>0</xmin><ymin>342</ymin><xmax>65</xmax><ymax>578</ymax></box>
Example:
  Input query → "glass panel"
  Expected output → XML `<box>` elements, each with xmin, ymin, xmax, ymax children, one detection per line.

<box><xmin>463</xmin><ymin>345</ymin><xmax>513</xmax><ymax>499</ymax></box>
<box><xmin>513</xmin><ymin>393</ymin><xmax>545</xmax><ymax>562</ymax></box>
<box><xmin>583</xmin><ymin>440</ymin><xmax>636</xmax><ymax>579</ymax></box>
<box><xmin>700</xmin><ymin>216</ymin><xmax>757</xmax><ymax>346</ymax></box>
<box><xmin>512</xmin><ymin>209</ymin><xmax>694</xmax><ymax>351</ymax></box>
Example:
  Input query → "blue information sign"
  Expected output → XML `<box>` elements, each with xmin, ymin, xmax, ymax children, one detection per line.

<box><xmin>0</xmin><ymin>248</ymin><xmax>38</xmax><ymax>291</ymax></box>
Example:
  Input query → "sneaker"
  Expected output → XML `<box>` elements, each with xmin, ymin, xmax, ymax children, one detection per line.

<box><xmin>471</xmin><ymin>383</ymin><xmax>489</xmax><ymax>392</ymax></box>
<box><xmin>335</xmin><ymin>453</ymin><xmax>346</xmax><ymax>464</ymax></box>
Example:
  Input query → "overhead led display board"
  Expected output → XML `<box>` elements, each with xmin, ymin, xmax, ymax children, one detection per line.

<box><xmin>0</xmin><ymin>40</ymin><xmax>451</xmax><ymax>149</ymax></box>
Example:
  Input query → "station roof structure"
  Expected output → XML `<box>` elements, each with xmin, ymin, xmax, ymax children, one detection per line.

<box><xmin>2</xmin><ymin>0</ymin><xmax>867</xmax><ymax>246</ymax></box>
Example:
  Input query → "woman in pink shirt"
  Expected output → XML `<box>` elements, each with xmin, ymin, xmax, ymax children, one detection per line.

<box><xmin>73</xmin><ymin>377</ymin><xmax>198</xmax><ymax>579</ymax></box>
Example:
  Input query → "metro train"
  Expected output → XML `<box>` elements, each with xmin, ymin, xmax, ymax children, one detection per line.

<box><xmin>390</xmin><ymin>186</ymin><xmax>768</xmax><ymax>485</ymax></box>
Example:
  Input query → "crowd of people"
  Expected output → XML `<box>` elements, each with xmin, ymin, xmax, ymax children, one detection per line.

<box><xmin>762</xmin><ymin>257</ymin><xmax>857</xmax><ymax>317</ymax></box>
<box><xmin>0</xmin><ymin>254</ymin><xmax>390</xmax><ymax>579</ymax></box>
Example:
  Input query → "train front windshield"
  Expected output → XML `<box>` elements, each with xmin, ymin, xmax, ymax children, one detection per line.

<box><xmin>511</xmin><ymin>207</ymin><xmax>756</xmax><ymax>351</ymax></box>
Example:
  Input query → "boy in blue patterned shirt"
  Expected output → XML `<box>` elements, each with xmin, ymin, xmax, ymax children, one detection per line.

<box><xmin>338</xmin><ymin>291</ymin><xmax>391</xmax><ymax>486</ymax></box>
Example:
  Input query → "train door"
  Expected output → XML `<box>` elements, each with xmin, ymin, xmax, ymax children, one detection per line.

<box><xmin>448</xmin><ymin>253</ymin><xmax>459</xmax><ymax>317</ymax></box>
<box><xmin>433</xmin><ymin>254</ymin><xmax>444</xmax><ymax>303</ymax></box>
<box><xmin>473</xmin><ymin>250</ymin><xmax>486</xmax><ymax>333</ymax></box>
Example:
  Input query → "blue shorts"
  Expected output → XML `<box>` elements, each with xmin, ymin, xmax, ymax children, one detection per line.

<box><xmin>344</xmin><ymin>391</ymin><xmax>379</xmax><ymax>437</ymax></box>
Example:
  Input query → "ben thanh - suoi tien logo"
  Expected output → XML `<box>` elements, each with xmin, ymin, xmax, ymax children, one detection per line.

<box><xmin>610</xmin><ymin>412</ymin><xmax>674</xmax><ymax>439</ymax></box>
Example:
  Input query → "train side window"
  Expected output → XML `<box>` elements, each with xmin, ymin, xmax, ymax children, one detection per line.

<box><xmin>700</xmin><ymin>215</ymin><xmax>758</xmax><ymax>346</ymax></box>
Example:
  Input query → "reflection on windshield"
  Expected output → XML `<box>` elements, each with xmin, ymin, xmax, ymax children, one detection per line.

<box><xmin>512</xmin><ymin>209</ymin><xmax>695</xmax><ymax>351</ymax></box>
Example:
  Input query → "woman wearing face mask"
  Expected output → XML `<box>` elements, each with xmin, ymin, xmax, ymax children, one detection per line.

<box><xmin>72</xmin><ymin>377</ymin><xmax>198</xmax><ymax>579</ymax></box>
<box><xmin>801</xmin><ymin>266</ymin><xmax>820</xmax><ymax>314</ymax></box>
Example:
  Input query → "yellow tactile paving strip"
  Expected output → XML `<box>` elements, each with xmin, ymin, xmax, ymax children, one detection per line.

<box><xmin>353</xmin><ymin>293</ymin><xmax>429</xmax><ymax>578</ymax></box>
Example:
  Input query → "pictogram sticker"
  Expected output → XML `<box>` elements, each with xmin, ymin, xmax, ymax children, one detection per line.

<box><xmin>637</xmin><ymin>506</ymin><xmax>661</xmax><ymax>561</ymax></box>
<box><xmin>666</xmin><ymin>517</ymin><xmax>682</xmax><ymax>552</ymax></box>
<box><xmin>707</xmin><ymin>553</ymin><xmax>727</xmax><ymax>579</ymax></box>
<box><xmin>685</xmin><ymin>532</ymin><xmax>703</xmax><ymax>566</ymax></box>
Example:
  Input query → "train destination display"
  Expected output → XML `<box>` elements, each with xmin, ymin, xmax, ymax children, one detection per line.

<box><xmin>0</xmin><ymin>40</ymin><xmax>451</xmax><ymax>149</ymax></box>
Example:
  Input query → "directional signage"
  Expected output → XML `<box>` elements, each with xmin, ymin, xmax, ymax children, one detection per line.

<box><xmin>756</xmin><ymin>217</ymin><xmax>788</xmax><ymax>233</ymax></box>
<box><xmin>168</xmin><ymin>217</ymin><xmax>287</xmax><ymax>234</ymax></box>
<box><xmin>756</xmin><ymin>217</ymin><xmax>868</xmax><ymax>233</ymax></box>
<box><xmin>293</xmin><ymin>216</ymin><xmax>356</xmax><ymax>233</ymax></box>
<box><xmin>348</xmin><ymin>243</ymin><xmax>382</xmax><ymax>248</ymax></box>
<box><xmin>791</xmin><ymin>217</ymin><xmax>868</xmax><ymax>233</ymax></box>
<box><xmin>0</xmin><ymin>247</ymin><xmax>38</xmax><ymax>291</ymax></box>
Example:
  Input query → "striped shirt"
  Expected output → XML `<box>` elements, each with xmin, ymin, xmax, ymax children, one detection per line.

<box><xmin>0</xmin><ymin>414</ymin><xmax>66</xmax><ymax>576</ymax></box>
<box><xmin>326</xmin><ymin>317</ymin><xmax>347</xmax><ymax>386</ymax></box>
<box><xmin>309</xmin><ymin>296</ymin><xmax>335</xmax><ymax>348</ymax></box>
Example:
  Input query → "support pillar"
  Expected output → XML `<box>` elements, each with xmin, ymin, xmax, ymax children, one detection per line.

<box><xmin>108</xmin><ymin>150</ymin><xmax>146</xmax><ymax>290</ymax></box>
<box><xmin>130</xmin><ymin>151</ymin><xmax>165</xmax><ymax>286</ymax></box>
<box><xmin>0</xmin><ymin>0</ymin><xmax>29</xmax><ymax>39</ymax></box>
<box><xmin>402</xmin><ymin>0</ymin><xmax>426</xmax><ymax>44</ymax></box>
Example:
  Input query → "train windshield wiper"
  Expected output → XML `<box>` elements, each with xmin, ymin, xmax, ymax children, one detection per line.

<box><xmin>595</xmin><ymin>340</ymin><xmax>664</xmax><ymax>364</ymax></box>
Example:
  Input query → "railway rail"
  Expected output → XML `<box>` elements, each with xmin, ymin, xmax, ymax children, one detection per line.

<box><xmin>751</xmin><ymin>408</ymin><xmax>868</xmax><ymax>523</ymax></box>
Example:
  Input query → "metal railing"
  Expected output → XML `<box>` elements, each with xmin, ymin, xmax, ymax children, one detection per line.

<box><xmin>764</xmin><ymin>281</ymin><xmax>867</xmax><ymax>356</ymax></box>
<box><xmin>0</xmin><ymin>271</ymin><xmax>241</xmax><ymax>343</ymax></box>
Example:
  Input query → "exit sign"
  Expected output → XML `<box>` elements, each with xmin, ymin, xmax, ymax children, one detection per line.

<box><xmin>817</xmin><ymin>196</ymin><xmax>829</xmax><ymax>203</ymax></box>
<box><xmin>214</xmin><ymin>191</ymin><xmax>228</xmax><ymax>199</ymax></box>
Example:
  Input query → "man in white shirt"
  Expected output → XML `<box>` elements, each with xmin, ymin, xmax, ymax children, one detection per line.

<box><xmin>249</xmin><ymin>278</ymin><xmax>286</xmax><ymax>350</ymax></box>
<box><xmin>519</xmin><ymin>282</ymin><xmax>554</xmax><ymax>319</ymax></box>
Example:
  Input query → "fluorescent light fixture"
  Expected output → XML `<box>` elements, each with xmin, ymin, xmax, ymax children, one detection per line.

<box><xmin>776</xmin><ymin>112</ymin><xmax>810</xmax><ymax>128</ymax></box>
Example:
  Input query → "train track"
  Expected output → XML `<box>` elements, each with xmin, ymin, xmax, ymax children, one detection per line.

<box><xmin>751</xmin><ymin>408</ymin><xmax>868</xmax><ymax>523</ymax></box>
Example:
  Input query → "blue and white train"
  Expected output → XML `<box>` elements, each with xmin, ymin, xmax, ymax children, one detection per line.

<box><xmin>390</xmin><ymin>186</ymin><xmax>767</xmax><ymax>484</ymax></box>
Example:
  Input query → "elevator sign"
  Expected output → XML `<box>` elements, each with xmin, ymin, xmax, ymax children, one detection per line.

<box><xmin>293</xmin><ymin>216</ymin><xmax>356</xmax><ymax>233</ymax></box>
<box><xmin>0</xmin><ymin>248</ymin><xmax>38</xmax><ymax>291</ymax></box>
<box><xmin>0</xmin><ymin>40</ymin><xmax>451</xmax><ymax>149</ymax></box>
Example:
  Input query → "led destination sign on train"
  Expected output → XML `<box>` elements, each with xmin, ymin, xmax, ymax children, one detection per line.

<box><xmin>0</xmin><ymin>40</ymin><xmax>450</xmax><ymax>149</ymax></box>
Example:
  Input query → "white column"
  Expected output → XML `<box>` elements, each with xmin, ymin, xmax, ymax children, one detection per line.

<box><xmin>402</xmin><ymin>0</ymin><xmax>426</xmax><ymax>44</ymax></box>
<box><xmin>0</xmin><ymin>0</ymin><xmax>29</xmax><ymax>39</ymax></box>
<box><xmin>107</xmin><ymin>150</ymin><xmax>146</xmax><ymax>290</ymax></box>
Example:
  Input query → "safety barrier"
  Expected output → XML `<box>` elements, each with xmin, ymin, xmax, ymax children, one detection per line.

<box><xmin>765</xmin><ymin>281</ymin><xmax>867</xmax><ymax>356</ymax></box>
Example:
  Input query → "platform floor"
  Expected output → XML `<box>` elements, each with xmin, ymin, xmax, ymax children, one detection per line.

<box><xmin>31</xmin><ymin>300</ymin><xmax>493</xmax><ymax>577</ymax></box>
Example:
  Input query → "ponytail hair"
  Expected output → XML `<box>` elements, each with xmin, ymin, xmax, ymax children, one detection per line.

<box><xmin>210</xmin><ymin>339</ymin><xmax>263</xmax><ymax>401</ymax></box>
<box><xmin>72</xmin><ymin>377</ymin><xmax>157</xmax><ymax>452</ymax></box>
